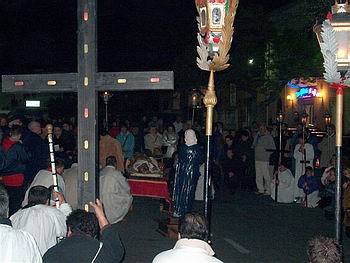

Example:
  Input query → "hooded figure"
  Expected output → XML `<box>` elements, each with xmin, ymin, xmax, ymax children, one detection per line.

<box><xmin>173</xmin><ymin>129</ymin><xmax>203</xmax><ymax>217</ymax></box>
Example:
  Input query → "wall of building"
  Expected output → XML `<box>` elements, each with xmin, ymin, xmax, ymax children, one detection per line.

<box><xmin>212</xmin><ymin>84</ymin><xmax>254</xmax><ymax>130</ymax></box>
<box><xmin>282</xmin><ymin>79</ymin><xmax>350</xmax><ymax>134</ymax></box>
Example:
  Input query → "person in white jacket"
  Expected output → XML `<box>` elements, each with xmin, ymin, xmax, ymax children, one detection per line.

<box><xmin>0</xmin><ymin>185</ymin><xmax>42</xmax><ymax>263</ymax></box>
<box><xmin>293</xmin><ymin>134</ymin><xmax>314</xmax><ymax>202</ymax></box>
<box><xmin>163</xmin><ymin>125</ymin><xmax>178</xmax><ymax>158</ymax></box>
<box><xmin>10</xmin><ymin>185</ymin><xmax>72</xmax><ymax>256</ymax></box>
<box><xmin>22</xmin><ymin>158</ymin><xmax>66</xmax><ymax>207</ymax></box>
<box><xmin>271</xmin><ymin>161</ymin><xmax>295</xmax><ymax>203</ymax></box>
<box><xmin>62</xmin><ymin>163</ymin><xmax>78</xmax><ymax>210</ymax></box>
<box><xmin>100</xmin><ymin>156</ymin><xmax>133</xmax><ymax>224</ymax></box>
<box><xmin>152</xmin><ymin>212</ymin><xmax>223</xmax><ymax>263</ymax></box>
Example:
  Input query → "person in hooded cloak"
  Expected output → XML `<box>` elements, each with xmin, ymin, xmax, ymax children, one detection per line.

<box><xmin>173</xmin><ymin>129</ymin><xmax>203</xmax><ymax>217</ymax></box>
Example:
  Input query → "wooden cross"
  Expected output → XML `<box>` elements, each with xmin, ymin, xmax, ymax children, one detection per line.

<box><xmin>1</xmin><ymin>0</ymin><xmax>173</xmax><ymax>210</ymax></box>
<box><xmin>266</xmin><ymin>147</ymin><xmax>290</xmax><ymax>163</ymax></box>
<box><xmin>266</xmin><ymin>133</ymin><xmax>290</xmax><ymax>203</ymax></box>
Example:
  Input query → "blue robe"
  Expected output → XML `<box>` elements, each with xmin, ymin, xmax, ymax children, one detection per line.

<box><xmin>298</xmin><ymin>175</ymin><xmax>319</xmax><ymax>195</ymax></box>
<box><xmin>173</xmin><ymin>144</ymin><xmax>203</xmax><ymax>217</ymax></box>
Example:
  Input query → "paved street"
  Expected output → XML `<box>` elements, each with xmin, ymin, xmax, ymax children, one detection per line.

<box><xmin>116</xmin><ymin>192</ymin><xmax>350</xmax><ymax>263</ymax></box>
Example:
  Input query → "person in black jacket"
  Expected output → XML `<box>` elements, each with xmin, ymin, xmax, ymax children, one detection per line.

<box><xmin>53</xmin><ymin>124</ymin><xmax>76</xmax><ymax>153</ymax></box>
<box><xmin>43</xmin><ymin>199</ymin><xmax>125</xmax><ymax>263</ymax></box>
<box><xmin>222</xmin><ymin>148</ymin><xmax>244</xmax><ymax>195</ymax></box>
<box><xmin>23</xmin><ymin>121</ymin><xmax>49</xmax><ymax>184</ymax></box>
<box><xmin>52</xmin><ymin>123</ymin><xmax>75</xmax><ymax>168</ymax></box>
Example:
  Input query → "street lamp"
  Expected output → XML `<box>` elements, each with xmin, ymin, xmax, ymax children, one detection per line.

<box><xmin>301</xmin><ymin>111</ymin><xmax>309</xmax><ymax>152</ymax></box>
<box><xmin>191</xmin><ymin>90</ymin><xmax>202</xmax><ymax>125</ymax></box>
<box><xmin>195</xmin><ymin>0</ymin><xmax>239</xmax><ymax>240</ymax></box>
<box><xmin>314</xmin><ymin>2</ymin><xmax>350</xmax><ymax>71</ymax></box>
<box><xmin>313</xmin><ymin>0</ymin><xmax>350</xmax><ymax>241</ymax></box>
<box><xmin>101</xmin><ymin>91</ymin><xmax>113</xmax><ymax>132</ymax></box>
<box><xmin>300</xmin><ymin>111</ymin><xmax>309</xmax><ymax>207</ymax></box>
<box><xmin>275</xmin><ymin>111</ymin><xmax>284</xmax><ymax>203</ymax></box>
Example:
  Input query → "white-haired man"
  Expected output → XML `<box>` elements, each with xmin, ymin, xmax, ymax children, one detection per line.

<box><xmin>23</xmin><ymin>121</ymin><xmax>49</xmax><ymax>184</ymax></box>
<box><xmin>100</xmin><ymin>156</ymin><xmax>132</xmax><ymax>224</ymax></box>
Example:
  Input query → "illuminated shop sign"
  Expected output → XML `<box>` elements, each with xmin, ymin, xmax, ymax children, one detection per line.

<box><xmin>288</xmin><ymin>80</ymin><xmax>309</xmax><ymax>89</ymax></box>
<box><xmin>296</xmin><ymin>87</ymin><xmax>318</xmax><ymax>99</ymax></box>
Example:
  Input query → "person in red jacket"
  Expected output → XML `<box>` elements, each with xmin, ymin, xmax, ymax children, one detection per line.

<box><xmin>1</xmin><ymin>125</ymin><xmax>31</xmax><ymax>215</ymax></box>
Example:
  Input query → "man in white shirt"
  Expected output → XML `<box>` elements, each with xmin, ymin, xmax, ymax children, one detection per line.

<box><xmin>22</xmin><ymin>158</ymin><xmax>66</xmax><ymax>207</ymax></box>
<box><xmin>271</xmin><ymin>161</ymin><xmax>295</xmax><ymax>203</ymax></box>
<box><xmin>11</xmin><ymin>185</ymin><xmax>72</xmax><ymax>256</ymax></box>
<box><xmin>144</xmin><ymin>126</ymin><xmax>163</xmax><ymax>156</ymax></box>
<box><xmin>100</xmin><ymin>156</ymin><xmax>133</xmax><ymax>224</ymax></box>
<box><xmin>152</xmin><ymin>212</ymin><xmax>223</xmax><ymax>263</ymax></box>
<box><xmin>0</xmin><ymin>185</ymin><xmax>42</xmax><ymax>262</ymax></box>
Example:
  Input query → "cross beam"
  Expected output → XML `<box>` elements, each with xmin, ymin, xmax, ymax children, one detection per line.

<box><xmin>2</xmin><ymin>0</ymin><xmax>174</xmax><ymax>210</ymax></box>
<box><xmin>2</xmin><ymin>71</ymin><xmax>174</xmax><ymax>93</ymax></box>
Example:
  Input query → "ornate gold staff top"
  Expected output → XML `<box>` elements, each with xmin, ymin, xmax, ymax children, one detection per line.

<box><xmin>195</xmin><ymin>0</ymin><xmax>239</xmax><ymax>135</ymax></box>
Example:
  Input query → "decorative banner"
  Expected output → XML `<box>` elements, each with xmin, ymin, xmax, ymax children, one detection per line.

<box><xmin>320</xmin><ymin>19</ymin><xmax>342</xmax><ymax>85</ymax></box>
<box><xmin>195</xmin><ymin>0</ymin><xmax>239</xmax><ymax>72</ymax></box>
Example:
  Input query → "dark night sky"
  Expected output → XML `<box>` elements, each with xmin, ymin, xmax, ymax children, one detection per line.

<box><xmin>0</xmin><ymin>0</ymin><xmax>290</xmax><ymax>74</ymax></box>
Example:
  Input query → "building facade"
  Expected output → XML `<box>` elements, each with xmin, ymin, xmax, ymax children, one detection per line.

<box><xmin>281</xmin><ymin>78</ymin><xmax>350</xmax><ymax>134</ymax></box>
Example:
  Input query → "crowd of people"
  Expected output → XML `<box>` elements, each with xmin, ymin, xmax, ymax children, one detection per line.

<box><xmin>248</xmin><ymin>123</ymin><xmax>350</xmax><ymax>218</ymax></box>
<box><xmin>0</xmin><ymin>112</ymin><xmax>348</xmax><ymax>262</ymax></box>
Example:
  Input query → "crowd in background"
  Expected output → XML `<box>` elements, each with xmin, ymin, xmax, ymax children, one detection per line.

<box><xmin>0</xmin><ymin>111</ymin><xmax>349</xmax><ymax>262</ymax></box>
<box><xmin>0</xmin><ymin>113</ymin><xmax>350</xmax><ymax>216</ymax></box>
